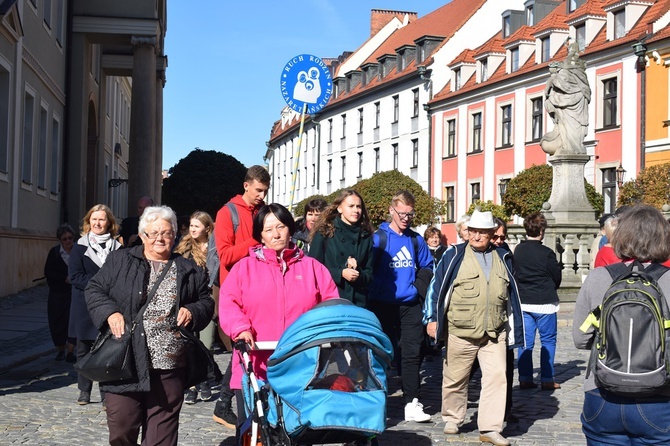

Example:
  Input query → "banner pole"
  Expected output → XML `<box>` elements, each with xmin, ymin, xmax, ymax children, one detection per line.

<box><xmin>288</xmin><ymin>102</ymin><xmax>308</xmax><ymax>213</ymax></box>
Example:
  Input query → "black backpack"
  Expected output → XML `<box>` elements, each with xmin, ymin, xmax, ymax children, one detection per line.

<box><xmin>581</xmin><ymin>261</ymin><xmax>670</xmax><ymax>397</ymax></box>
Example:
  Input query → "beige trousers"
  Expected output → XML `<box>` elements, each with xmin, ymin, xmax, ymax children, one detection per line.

<box><xmin>442</xmin><ymin>331</ymin><xmax>507</xmax><ymax>432</ymax></box>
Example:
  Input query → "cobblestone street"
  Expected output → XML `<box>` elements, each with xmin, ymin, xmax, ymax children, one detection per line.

<box><xmin>0</xmin><ymin>286</ymin><xmax>590</xmax><ymax>445</ymax></box>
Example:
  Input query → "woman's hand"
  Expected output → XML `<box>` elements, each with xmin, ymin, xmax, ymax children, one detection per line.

<box><xmin>346</xmin><ymin>257</ymin><xmax>357</xmax><ymax>270</ymax></box>
<box><xmin>342</xmin><ymin>267</ymin><xmax>360</xmax><ymax>282</ymax></box>
<box><xmin>426</xmin><ymin>321</ymin><xmax>437</xmax><ymax>340</ymax></box>
<box><xmin>176</xmin><ymin>307</ymin><xmax>193</xmax><ymax>327</ymax></box>
<box><xmin>107</xmin><ymin>312</ymin><xmax>125</xmax><ymax>338</ymax></box>
<box><xmin>235</xmin><ymin>330</ymin><xmax>255</xmax><ymax>350</ymax></box>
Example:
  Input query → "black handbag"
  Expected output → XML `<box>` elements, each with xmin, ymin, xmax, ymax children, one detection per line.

<box><xmin>74</xmin><ymin>260</ymin><xmax>173</xmax><ymax>383</ymax></box>
<box><xmin>178</xmin><ymin>326</ymin><xmax>223</xmax><ymax>389</ymax></box>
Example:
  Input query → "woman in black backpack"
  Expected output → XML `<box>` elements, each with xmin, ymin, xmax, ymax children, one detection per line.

<box><xmin>573</xmin><ymin>205</ymin><xmax>670</xmax><ymax>445</ymax></box>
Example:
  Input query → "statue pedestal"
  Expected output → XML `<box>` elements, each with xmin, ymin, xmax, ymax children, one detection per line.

<box><xmin>546</xmin><ymin>154</ymin><xmax>596</xmax><ymax>223</ymax></box>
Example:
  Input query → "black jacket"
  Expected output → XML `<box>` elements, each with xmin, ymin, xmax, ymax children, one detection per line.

<box><xmin>44</xmin><ymin>245</ymin><xmax>71</xmax><ymax>295</ymax></box>
<box><xmin>85</xmin><ymin>246</ymin><xmax>214</xmax><ymax>393</ymax></box>
<box><xmin>513</xmin><ymin>240</ymin><xmax>562</xmax><ymax>305</ymax></box>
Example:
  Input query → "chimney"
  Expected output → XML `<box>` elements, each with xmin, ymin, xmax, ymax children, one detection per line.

<box><xmin>370</xmin><ymin>9</ymin><xmax>418</xmax><ymax>37</ymax></box>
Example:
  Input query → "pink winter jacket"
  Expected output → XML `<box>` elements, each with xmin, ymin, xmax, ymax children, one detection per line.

<box><xmin>219</xmin><ymin>243</ymin><xmax>339</xmax><ymax>389</ymax></box>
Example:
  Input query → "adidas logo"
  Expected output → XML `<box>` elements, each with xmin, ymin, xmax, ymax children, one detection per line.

<box><xmin>389</xmin><ymin>246</ymin><xmax>415</xmax><ymax>268</ymax></box>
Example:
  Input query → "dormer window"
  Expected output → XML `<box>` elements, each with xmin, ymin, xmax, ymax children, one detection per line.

<box><xmin>568</xmin><ymin>0</ymin><xmax>586</xmax><ymax>13</ymax></box>
<box><xmin>541</xmin><ymin>37</ymin><xmax>551</xmax><ymax>62</ymax></box>
<box><xmin>613</xmin><ymin>9</ymin><xmax>625</xmax><ymax>39</ymax></box>
<box><xmin>481</xmin><ymin>59</ymin><xmax>488</xmax><ymax>82</ymax></box>
<box><xmin>526</xmin><ymin>5</ymin><xmax>534</xmax><ymax>26</ymax></box>
<box><xmin>511</xmin><ymin>48</ymin><xmax>520</xmax><ymax>72</ymax></box>
<box><xmin>503</xmin><ymin>16</ymin><xmax>512</xmax><ymax>38</ymax></box>
<box><xmin>455</xmin><ymin>69</ymin><xmax>462</xmax><ymax>90</ymax></box>
<box><xmin>575</xmin><ymin>24</ymin><xmax>586</xmax><ymax>51</ymax></box>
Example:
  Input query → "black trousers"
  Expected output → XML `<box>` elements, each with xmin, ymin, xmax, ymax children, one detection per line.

<box><xmin>368</xmin><ymin>300</ymin><xmax>424</xmax><ymax>403</ymax></box>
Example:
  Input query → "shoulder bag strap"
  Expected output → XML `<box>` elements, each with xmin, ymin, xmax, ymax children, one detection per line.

<box><xmin>132</xmin><ymin>258</ymin><xmax>174</xmax><ymax>326</ymax></box>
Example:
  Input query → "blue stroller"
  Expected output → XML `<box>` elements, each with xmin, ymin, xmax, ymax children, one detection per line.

<box><xmin>237</xmin><ymin>299</ymin><xmax>393</xmax><ymax>446</ymax></box>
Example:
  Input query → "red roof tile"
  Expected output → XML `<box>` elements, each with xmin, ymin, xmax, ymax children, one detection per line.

<box><xmin>503</xmin><ymin>25</ymin><xmax>536</xmax><ymax>47</ymax></box>
<box><xmin>449</xmin><ymin>49</ymin><xmax>477</xmax><ymax>67</ymax></box>
<box><xmin>566</xmin><ymin>0</ymin><xmax>607</xmax><ymax>23</ymax></box>
<box><xmin>473</xmin><ymin>32</ymin><xmax>506</xmax><ymax>58</ymax></box>
<box><xmin>533</xmin><ymin>2</ymin><xmax>569</xmax><ymax>36</ymax></box>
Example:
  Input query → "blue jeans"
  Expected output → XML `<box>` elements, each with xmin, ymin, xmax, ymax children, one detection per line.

<box><xmin>517</xmin><ymin>311</ymin><xmax>557</xmax><ymax>383</ymax></box>
<box><xmin>582</xmin><ymin>389</ymin><xmax>670</xmax><ymax>445</ymax></box>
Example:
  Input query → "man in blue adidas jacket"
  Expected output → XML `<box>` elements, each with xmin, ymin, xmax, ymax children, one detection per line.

<box><xmin>369</xmin><ymin>190</ymin><xmax>434</xmax><ymax>423</ymax></box>
<box><xmin>424</xmin><ymin>210</ymin><xmax>524</xmax><ymax>446</ymax></box>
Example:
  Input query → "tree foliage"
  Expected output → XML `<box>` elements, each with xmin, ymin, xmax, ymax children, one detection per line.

<box><xmin>294</xmin><ymin>170</ymin><xmax>446</xmax><ymax>228</ymax></box>
<box><xmin>162</xmin><ymin>149</ymin><xmax>247</xmax><ymax>218</ymax></box>
<box><xmin>467</xmin><ymin>200</ymin><xmax>508</xmax><ymax>221</ymax></box>
<box><xmin>618</xmin><ymin>162</ymin><xmax>670</xmax><ymax>208</ymax></box>
<box><xmin>502</xmin><ymin>164</ymin><xmax>604</xmax><ymax>218</ymax></box>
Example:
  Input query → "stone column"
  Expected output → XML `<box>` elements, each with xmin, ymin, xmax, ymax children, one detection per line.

<box><xmin>155</xmin><ymin>63</ymin><xmax>166</xmax><ymax>204</ymax></box>
<box><xmin>128</xmin><ymin>36</ymin><xmax>157</xmax><ymax>216</ymax></box>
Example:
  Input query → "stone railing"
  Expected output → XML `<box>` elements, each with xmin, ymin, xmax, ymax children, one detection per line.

<box><xmin>507</xmin><ymin>222</ymin><xmax>600</xmax><ymax>294</ymax></box>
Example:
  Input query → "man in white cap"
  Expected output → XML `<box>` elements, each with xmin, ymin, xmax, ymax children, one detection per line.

<box><xmin>424</xmin><ymin>210</ymin><xmax>524</xmax><ymax>446</ymax></box>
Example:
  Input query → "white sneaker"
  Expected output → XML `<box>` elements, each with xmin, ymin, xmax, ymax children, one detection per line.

<box><xmin>404</xmin><ymin>398</ymin><xmax>431</xmax><ymax>422</ymax></box>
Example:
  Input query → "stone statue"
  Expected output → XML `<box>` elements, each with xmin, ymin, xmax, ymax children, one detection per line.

<box><xmin>541</xmin><ymin>40</ymin><xmax>591</xmax><ymax>156</ymax></box>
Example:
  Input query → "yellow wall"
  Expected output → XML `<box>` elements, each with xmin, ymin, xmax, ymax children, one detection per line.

<box><xmin>646</xmin><ymin>56</ymin><xmax>669</xmax><ymax>141</ymax></box>
<box><xmin>0</xmin><ymin>227</ymin><xmax>53</xmax><ymax>298</ymax></box>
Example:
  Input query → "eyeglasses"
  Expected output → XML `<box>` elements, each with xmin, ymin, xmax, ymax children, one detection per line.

<box><xmin>143</xmin><ymin>231</ymin><xmax>175</xmax><ymax>240</ymax></box>
<box><xmin>492</xmin><ymin>235</ymin><xmax>506</xmax><ymax>241</ymax></box>
<box><xmin>392</xmin><ymin>207</ymin><xmax>416</xmax><ymax>220</ymax></box>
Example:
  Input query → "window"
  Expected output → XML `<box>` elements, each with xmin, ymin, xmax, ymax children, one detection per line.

<box><xmin>0</xmin><ymin>65</ymin><xmax>9</xmax><ymax>173</ymax></box>
<box><xmin>393</xmin><ymin>144</ymin><xmax>398</xmax><ymax>169</ymax></box>
<box><xmin>602</xmin><ymin>168</ymin><xmax>616</xmax><ymax>214</ymax></box>
<box><xmin>412</xmin><ymin>89</ymin><xmax>419</xmax><ymax>118</ymax></box>
<box><xmin>603</xmin><ymin>78</ymin><xmax>617</xmax><ymax>128</ymax></box>
<box><xmin>341</xmin><ymin>114</ymin><xmax>346</xmax><ymax>138</ymax></box>
<box><xmin>541</xmin><ymin>37</ymin><xmax>551</xmax><ymax>63</ymax></box>
<box><xmin>392</xmin><ymin>95</ymin><xmax>399</xmax><ymax>123</ymax></box>
<box><xmin>327</xmin><ymin>119</ymin><xmax>333</xmax><ymax>142</ymax></box>
<box><xmin>446</xmin><ymin>119</ymin><xmax>456</xmax><ymax>157</ymax></box>
<box><xmin>511</xmin><ymin>48</ymin><xmax>520</xmax><ymax>72</ymax></box>
<box><xmin>526</xmin><ymin>5</ymin><xmax>534</xmax><ymax>26</ymax></box>
<box><xmin>56</xmin><ymin>0</ymin><xmax>64</xmax><ymax>45</ymax></box>
<box><xmin>22</xmin><ymin>91</ymin><xmax>35</xmax><ymax>184</ymax></box>
<box><xmin>43</xmin><ymin>0</ymin><xmax>52</xmax><ymax>29</ymax></box>
<box><xmin>312</xmin><ymin>163</ymin><xmax>315</xmax><ymax>186</ymax></box>
<box><xmin>503</xmin><ymin>16</ymin><xmax>511</xmax><ymax>37</ymax></box>
<box><xmin>374</xmin><ymin>148</ymin><xmax>380</xmax><ymax>173</ymax></box>
<box><xmin>340</xmin><ymin>156</ymin><xmax>346</xmax><ymax>180</ymax></box>
<box><xmin>445</xmin><ymin>186</ymin><xmax>455</xmax><ymax>222</ymax></box>
<box><xmin>327</xmin><ymin>159</ymin><xmax>332</xmax><ymax>182</ymax></box>
<box><xmin>374</xmin><ymin>102</ymin><xmax>380</xmax><ymax>128</ymax></box>
<box><xmin>38</xmin><ymin>105</ymin><xmax>48</xmax><ymax>189</ymax></box>
<box><xmin>471</xmin><ymin>182</ymin><xmax>481</xmax><ymax>204</ymax></box>
<box><xmin>614</xmin><ymin>10</ymin><xmax>625</xmax><ymax>39</ymax></box>
<box><xmin>454</xmin><ymin>69</ymin><xmax>461</xmax><ymax>90</ymax></box>
<box><xmin>358</xmin><ymin>152</ymin><xmax>363</xmax><ymax>177</ymax></box>
<box><xmin>412</xmin><ymin>139</ymin><xmax>418</xmax><ymax>167</ymax></box>
<box><xmin>501</xmin><ymin>105</ymin><xmax>512</xmax><ymax>147</ymax></box>
<box><xmin>358</xmin><ymin>108</ymin><xmax>364</xmax><ymax>134</ymax></box>
<box><xmin>575</xmin><ymin>25</ymin><xmax>586</xmax><ymax>51</ymax></box>
<box><xmin>531</xmin><ymin>97</ymin><xmax>543</xmax><ymax>141</ymax></box>
<box><xmin>471</xmin><ymin>112</ymin><xmax>482</xmax><ymax>152</ymax></box>
<box><xmin>480</xmin><ymin>59</ymin><xmax>488</xmax><ymax>82</ymax></box>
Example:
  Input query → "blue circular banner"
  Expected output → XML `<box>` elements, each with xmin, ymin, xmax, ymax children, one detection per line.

<box><xmin>280</xmin><ymin>54</ymin><xmax>332</xmax><ymax>114</ymax></box>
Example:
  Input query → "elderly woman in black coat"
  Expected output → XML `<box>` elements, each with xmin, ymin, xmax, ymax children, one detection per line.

<box><xmin>86</xmin><ymin>206</ymin><xmax>213</xmax><ymax>446</ymax></box>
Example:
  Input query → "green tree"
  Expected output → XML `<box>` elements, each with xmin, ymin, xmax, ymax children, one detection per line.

<box><xmin>162</xmin><ymin>149</ymin><xmax>247</xmax><ymax>218</ymax></box>
<box><xmin>618</xmin><ymin>162</ymin><xmax>670</xmax><ymax>208</ymax></box>
<box><xmin>467</xmin><ymin>200</ymin><xmax>508</xmax><ymax>221</ymax></box>
<box><xmin>295</xmin><ymin>170</ymin><xmax>446</xmax><ymax>228</ymax></box>
<box><xmin>502</xmin><ymin>164</ymin><xmax>604</xmax><ymax>218</ymax></box>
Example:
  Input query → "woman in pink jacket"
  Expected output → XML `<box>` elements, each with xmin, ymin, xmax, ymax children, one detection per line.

<box><xmin>219</xmin><ymin>203</ymin><xmax>339</xmax><ymax>437</ymax></box>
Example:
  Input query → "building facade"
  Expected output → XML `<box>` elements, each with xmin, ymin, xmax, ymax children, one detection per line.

<box><xmin>0</xmin><ymin>0</ymin><xmax>167</xmax><ymax>297</ymax></box>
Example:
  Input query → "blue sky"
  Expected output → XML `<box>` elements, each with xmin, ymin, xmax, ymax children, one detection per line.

<box><xmin>162</xmin><ymin>1</ymin><xmax>450</xmax><ymax>171</ymax></box>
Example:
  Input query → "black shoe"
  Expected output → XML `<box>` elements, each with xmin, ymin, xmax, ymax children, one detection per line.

<box><xmin>66</xmin><ymin>353</ymin><xmax>76</xmax><ymax>363</ymax></box>
<box><xmin>77</xmin><ymin>391</ymin><xmax>91</xmax><ymax>405</ymax></box>
<box><xmin>213</xmin><ymin>397</ymin><xmax>237</xmax><ymax>429</ymax></box>
<box><xmin>185</xmin><ymin>388</ymin><xmax>197</xmax><ymax>405</ymax></box>
<box><xmin>55</xmin><ymin>351</ymin><xmax>65</xmax><ymax>361</ymax></box>
<box><xmin>200</xmin><ymin>381</ymin><xmax>213</xmax><ymax>401</ymax></box>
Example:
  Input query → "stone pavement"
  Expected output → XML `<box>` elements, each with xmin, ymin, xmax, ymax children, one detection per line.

<box><xmin>0</xmin><ymin>286</ymin><xmax>590</xmax><ymax>445</ymax></box>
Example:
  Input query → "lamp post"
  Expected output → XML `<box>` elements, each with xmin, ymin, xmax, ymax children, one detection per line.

<box><xmin>498</xmin><ymin>178</ymin><xmax>509</xmax><ymax>202</ymax></box>
<box><xmin>615</xmin><ymin>163</ymin><xmax>626</xmax><ymax>188</ymax></box>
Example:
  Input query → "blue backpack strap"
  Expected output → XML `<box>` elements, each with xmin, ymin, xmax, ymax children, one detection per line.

<box><xmin>375</xmin><ymin>229</ymin><xmax>387</xmax><ymax>252</ymax></box>
<box><xmin>225</xmin><ymin>202</ymin><xmax>239</xmax><ymax>234</ymax></box>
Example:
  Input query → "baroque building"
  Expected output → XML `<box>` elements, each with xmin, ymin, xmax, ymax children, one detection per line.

<box><xmin>0</xmin><ymin>0</ymin><xmax>167</xmax><ymax>297</ymax></box>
